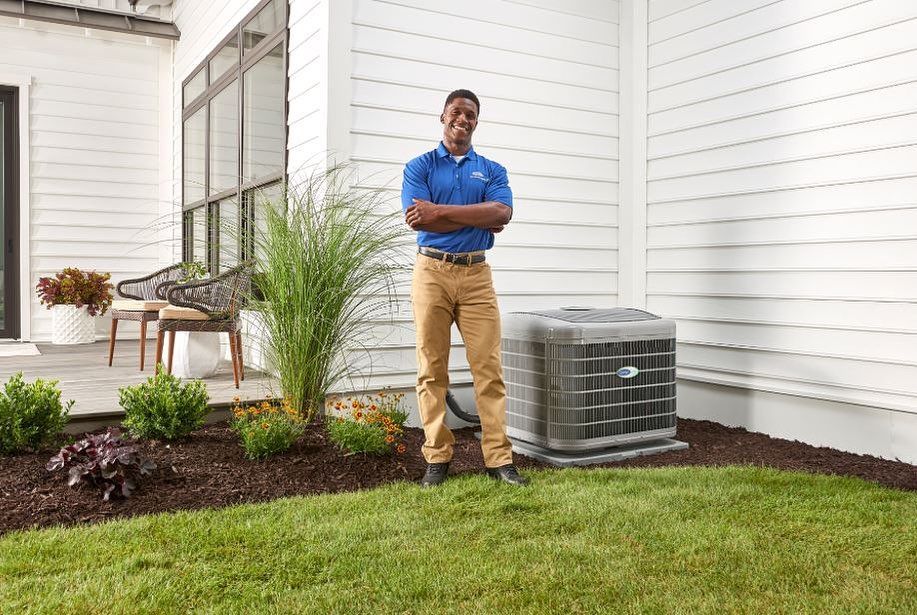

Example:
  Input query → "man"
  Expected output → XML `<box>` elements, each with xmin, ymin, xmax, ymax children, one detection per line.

<box><xmin>402</xmin><ymin>89</ymin><xmax>528</xmax><ymax>488</ymax></box>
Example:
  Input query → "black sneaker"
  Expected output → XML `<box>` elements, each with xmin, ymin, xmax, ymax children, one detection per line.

<box><xmin>485</xmin><ymin>464</ymin><xmax>529</xmax><ymax>486</ymax></box>
<box><xmin>420</xmin><ymin>462</ymin><xmax>450</xmax><ymax>488</ymax></box>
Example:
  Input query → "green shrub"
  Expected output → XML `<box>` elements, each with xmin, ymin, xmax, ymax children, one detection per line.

<box><xmin>230</xmin><ymin>397</ymin><xmax>306</xmax><ymax>459</ymax></box>
<box><xmin>0</xmin><ymin>372</ymin><xmax>73</xmax><ymax>454</ymax></box>
<box><xmin>119</xmin><ymin>368</ymin><xmax>209</xmax><ymax>440</ymax></box>
<box><xmin>326</xmin><ymin>392</ymin><xmax>408</xmax><ymax>455</ymax></box>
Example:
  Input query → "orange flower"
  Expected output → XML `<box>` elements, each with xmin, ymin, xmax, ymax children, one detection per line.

<box><xmin>385</xmin><ymin>435</ymin><xmax>394</xmax><ymax>443</ymax></box>
<box><xmin>261</xmin><ymin>422</ymin><xmax>269</xmax><ymax>430</ymax></box>
<box><xmin>396</xmin><ymin>444</ymin><xmax>406</xmax><ymax>454</ymax></box>
<box><xmin>354</xmin><ymin>411</ymin><xmax>363</xmax><ymax>420</ymax></box>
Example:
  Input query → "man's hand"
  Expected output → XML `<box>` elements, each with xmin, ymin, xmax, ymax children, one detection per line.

<box><xmin>405</xmin><ymin>198</ymin><xmax>439</xmax><ymax>230</ymax></box>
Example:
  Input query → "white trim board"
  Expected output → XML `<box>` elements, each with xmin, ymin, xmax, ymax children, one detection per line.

<box><xmin>617</xmin><ymin>0</ymin><xmax>648</xmax><ymax>309</ymax></box>
<box><xmin>0</xmin><ymin>71</ymin><xmax>31</xmax><ymax>342</ymax></box>
<box><xmin>677</xmin><ymin>378</ymin><xmax>917</xmax><ymax>465</ymax></box>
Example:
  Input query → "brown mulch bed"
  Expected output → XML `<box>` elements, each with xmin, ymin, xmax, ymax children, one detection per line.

<box><xmin>1</xmin><ymin>418</ymin><xmax>914</xmax><ymax>536</ymax></box>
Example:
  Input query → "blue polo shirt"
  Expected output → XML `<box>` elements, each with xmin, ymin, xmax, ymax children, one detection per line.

<box><xmin>402</xmin><ymin>142</ymin><xmax>513</xmax><ymax>253</ymax></box>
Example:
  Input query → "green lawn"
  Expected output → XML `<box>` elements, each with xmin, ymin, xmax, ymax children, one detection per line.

<box><xmin>1</xmin><ymin>466</ymin><xmax>915</xmax><ymax>614</ymax></box>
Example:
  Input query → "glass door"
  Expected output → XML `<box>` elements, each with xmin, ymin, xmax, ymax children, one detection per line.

<box><xmin>0</xmin><ymin>88</ymin><xmax>18</xmax><ymax>339</ymax></box>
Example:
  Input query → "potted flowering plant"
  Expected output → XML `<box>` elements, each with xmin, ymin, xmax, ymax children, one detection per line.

<box><xmin>36</xmin><ymin>268</ymin><xmax>113</xmax><ymax>344</ymax></box>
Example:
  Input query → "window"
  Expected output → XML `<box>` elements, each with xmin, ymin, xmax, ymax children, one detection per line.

<box><xmin>243</xmin><ymin>43</ymin><xmax>285</xmax><ymax>181</ymax></box>
<box><xmin>181</xmin><ymin>0</ymin><xmax>288</xmax><ymax>273</ymax></box>
<box><xmin>209</xmin><ymin>80</ymin><xmax>239</xmax><ymax>195</ymax></box>
<box><xmin>242</xmin><ymin>182</ymin><xmax>283</xmax><ymax>263</ymax></box>
<box><xmin>183</xmin><ymin>68</ymin><xmax>205</xmax><ymax>106</ymax></box>
<box><xmin>182</xmin><ymin>107</ymin><xmax>205</xmax><ymax>205</ymax></box>
<box><xmin>209</xmin><ymin>39</ymin><xmax>238</xmax><ymax>85</ymax></box>
<box><xmin>243</xmin><ymin>0</ymin><xmax>284</xmax><ymax>54</ymax></box>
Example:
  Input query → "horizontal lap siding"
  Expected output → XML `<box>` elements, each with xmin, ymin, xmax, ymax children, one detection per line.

<box><xmin>287</xmin><ymin>0</ymin><xmax>325</xmax><ymax>175</ymax></box>
<box><xmin>347</xmin><ymin>0</ymin><xmax>620</xmax><ymax>389</ymax></box>
<box><xmin>645</xmin><ymin>0</ymin><xmax>917</xmax><ymax>414</ymax></box>
<box><xmin>0</xmin><ymin>18</ymin><xmax>166</xmax><ymax>341</ymax></box>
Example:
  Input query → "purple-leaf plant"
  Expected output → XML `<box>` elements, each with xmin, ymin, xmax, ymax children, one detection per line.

<box><xmin>46</xmin><ymin>428</ymin><xmax>156</xmax><ymax>501</ymax></box>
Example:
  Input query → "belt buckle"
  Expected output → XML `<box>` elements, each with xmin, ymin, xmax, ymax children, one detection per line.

<box><xmin>465</xmin><ymin>253</ymin><xmax>472</xmax><ymax>265</ymax></box>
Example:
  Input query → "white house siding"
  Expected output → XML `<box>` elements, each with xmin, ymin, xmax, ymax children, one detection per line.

<box><xmin>286</xmin><ymin>0</ymin><xmax>327</xmax><ymax>176</ymax></box>
<box><xmin>328</xmin><ymin>0</ymin><xmax>620</xmax><ymax>392</ymax></box>
<box><xmin>644</xmin><ymin>0</ymin><xmax>917</xmax><ymax>462</ymax></box>
<box><xmin>0</xmin><ymin>17</ymin><xmax>169</xmax><ymax>341</ymax></box>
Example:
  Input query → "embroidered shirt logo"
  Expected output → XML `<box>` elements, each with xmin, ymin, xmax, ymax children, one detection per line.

<box><xmin>470</xmin><ymin>171</ymin><xmax>488</xmax><ymax>181</ymax></box>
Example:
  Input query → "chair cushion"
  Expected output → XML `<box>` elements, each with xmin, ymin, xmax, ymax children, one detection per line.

<box><xmin>112</xmin><ymin>299</ymin><xmax>169</xmax><ymax>311</ymax></box>
<box><xmin>158</xmin><ymin>305</ymin><xmax>210</xmax><ymax>321</ymax></box>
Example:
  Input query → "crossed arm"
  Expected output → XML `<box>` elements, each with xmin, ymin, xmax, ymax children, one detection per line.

<box><xmin>404</xmin><ymin>198</ymin><xmax>513</xmax><ymax>234</ymax></box>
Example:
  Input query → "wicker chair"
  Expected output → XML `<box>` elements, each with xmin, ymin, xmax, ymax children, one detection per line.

<box><xmin>109</xmin><ymin>264</ymin><xmax>186</xmax><ymax>371</ymax></box>
<box><xmin>154</xmin><ymin>263</ymin><xmax>252</xmax><ymax>388</ymax></box>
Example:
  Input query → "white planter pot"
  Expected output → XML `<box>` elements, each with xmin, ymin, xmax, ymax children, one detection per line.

<box><xmin>241</xmin><ymin>309</ymin><xmax>278</xmax><ymax>376</ymax></box>
<box><xmin>163</xmin><ymin>332</ymin><xmax>221</xmax><ymax>379</ymax></box>
<box><xmin>51</xmin><ymin>305</ymin><xmax>95</xmax><ymax>345</ymax></box>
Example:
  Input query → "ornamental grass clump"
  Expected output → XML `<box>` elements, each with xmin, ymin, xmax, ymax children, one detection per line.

<box><xmin>244</xmin><ymin>166</ymin><xmax>408</xmax><ymax>421</ymax></box>
<box><xmin>326</xmin><ymin>391</ymin><xmax>408</xmax><ymax>455</ymax></box>
<box><xmin>0</xmin><ymin>372</ymin><xmax>73</xmax><ymax>455</ymax></box>
<box><xmin>119</xmin><ymin>368</ymin><xmax>209</xmax><ymax>440</ymax></box>
<box><xmin>230</xmin><ymin>397</ymin><xmax>306</xmax><ymax>459</ymax></box>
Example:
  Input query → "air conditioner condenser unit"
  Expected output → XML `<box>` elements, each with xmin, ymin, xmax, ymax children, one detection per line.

<box><xmin>501</xmin><ymin>307</ymin><xmax>688</xmax><ymax>465</ymax></box>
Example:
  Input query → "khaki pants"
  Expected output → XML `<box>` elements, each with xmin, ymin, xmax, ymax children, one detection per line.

<box><xmin>411</xmin><ymin>253</ymin><xmax>514</xmax><ymax>468</ymax></box>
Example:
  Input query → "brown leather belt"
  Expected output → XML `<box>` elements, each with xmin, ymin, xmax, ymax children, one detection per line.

<box><xmin>418</xmin><ymin>246</ymin><xmax>486</xmax><ymax>265</ymax></box>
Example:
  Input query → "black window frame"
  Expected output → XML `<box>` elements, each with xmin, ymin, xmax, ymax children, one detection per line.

<box><xmin>0</xmin><ymin>86</ymin><xmax>19</xmax><ymax>339</ymax></box>
<box><xmin>180</xmin><ymin>0</ymin><xmax>289</xmax><ymax>272</ymax></box>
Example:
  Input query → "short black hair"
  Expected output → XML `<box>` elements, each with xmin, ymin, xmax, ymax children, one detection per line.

<box><xmin>444</xmin><ymin>89</ymin><xmax>480</xmax><ymax>115</ymax></box>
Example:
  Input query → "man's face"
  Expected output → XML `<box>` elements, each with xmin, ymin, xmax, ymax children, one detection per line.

<box><xmin>441</xmin><ymin>98</ymin><xmax>478</xmax><ymax>145</ymax></box>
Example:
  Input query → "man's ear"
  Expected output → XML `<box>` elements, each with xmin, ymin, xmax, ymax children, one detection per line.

<box><xmin>440</xmin><ymin>113</ymin><xmax>445</xmax><ymax>124</ymax></box>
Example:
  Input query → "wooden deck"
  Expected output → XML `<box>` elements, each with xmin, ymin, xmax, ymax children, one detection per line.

<box><xmin>0</xmin><ymin>341</ymin><xmax>277</xmax><ymax>429</ymax></box>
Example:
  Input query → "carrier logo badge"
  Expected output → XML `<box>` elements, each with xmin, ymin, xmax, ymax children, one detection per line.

<box><xmin>616</xmin><ymin>366</ymin><xmax>639</xmax><ymax>379</ymax></box>
<box><xmin>470</xmin><ymin>171</ymin><xmax>488</xmax><ymax>181</ymax></box>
